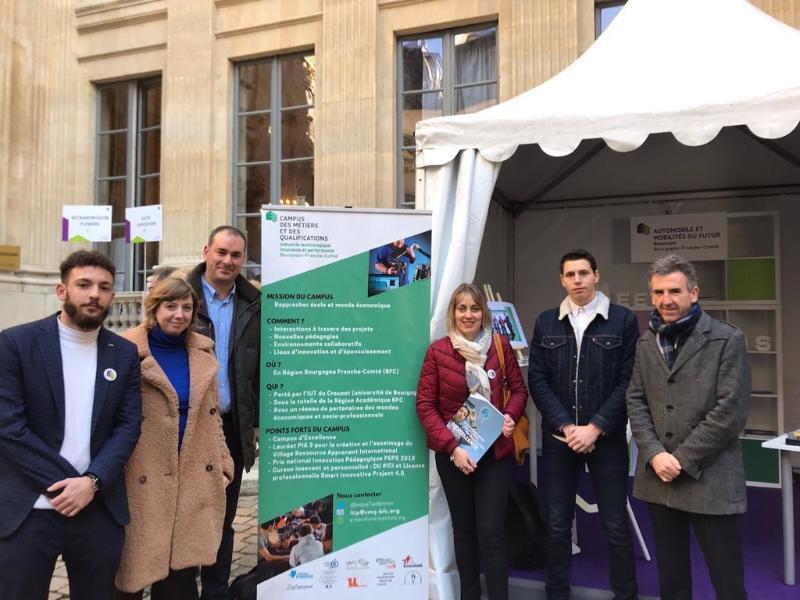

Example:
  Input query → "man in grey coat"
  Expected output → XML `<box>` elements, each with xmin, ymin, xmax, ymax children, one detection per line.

<box><xmin>627</xmin><ymin>254</ymin><xmax>749</xmax><ymax>600</ymax></box>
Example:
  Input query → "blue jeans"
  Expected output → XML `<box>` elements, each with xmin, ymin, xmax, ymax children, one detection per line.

<box><xmin>542</xmin><ymin>432</ymin><xmax>637</xmax><ymax>600</ymax></box>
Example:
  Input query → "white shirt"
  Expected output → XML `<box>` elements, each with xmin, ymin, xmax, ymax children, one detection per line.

<box><xmin>34</xmin><ymin>318</ymin><xmax>98</xmax><ymax>509</ymax></box>
<box><xmin>567</xmin><ymin>292</ymin><xmax>600</xmax><ymax>351</ymax></box>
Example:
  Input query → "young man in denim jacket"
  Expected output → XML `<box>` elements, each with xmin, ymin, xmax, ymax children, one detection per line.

<box><xmin>529</xmin><ymin>249</ymin><xmax>639</xmax><ymax>600</ymax></box>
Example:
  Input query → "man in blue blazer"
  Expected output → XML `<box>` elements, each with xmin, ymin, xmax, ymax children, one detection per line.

<box><xmin>0</xmin><ymin>250</ymin><xmax>142</xmax><ymax>600</ymax></box>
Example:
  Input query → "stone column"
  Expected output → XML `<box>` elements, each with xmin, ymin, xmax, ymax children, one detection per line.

<box><xmin>159</xmin><ymin>0</ymin><xmax>215</xmax><ymax>262</ymax></box>
<box><xmin>0</xmin><ymin>0</ymin><xmax>13</xmax><ymax>247</ymax></box>
<box><xmin>0</xmin><ymin>0</ymin><xmax>76</xmax><ymax>329</ymax></box>
<box><xmin>315</xmin><ymin>0</ymin><xmax>378</xmax><ymax>207</ymax></box>
<box><xmin>500</xmin><ymin>0</ymin><xmax>583</xmax><ymax>99</ymax></box>
<box><xmin>753</xmin><ymin>0</ymin><xmax>800</xmax><ymax>27</ymax></box>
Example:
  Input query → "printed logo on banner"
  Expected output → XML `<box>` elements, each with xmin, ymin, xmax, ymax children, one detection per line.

<box><xmin>321</xmin><ymin>559</ymin><xmax>339</xmax><ymax>589</ymax></box>
<box><xmin>335</xmin><ymin>501</ymin><xmax>346</xmax><ymax>524</ymax></box>
<box><xmin>286</xmin><ymin>583</ymin><xmax>314</xmax><ymax>591</ymax></box>
<box><xmin>347</xmin><ymin>577</ymin><xmax>367</xmax><ymax>588</ymax></box>
<box><xmin>346</xmin><ymin>558</ymin><xmax>369</xmax><ymax>569</ymax></box>
<box><xmin>289</xmin><ymin>570</ymin><xmax>313</xmax><ymax>580</ymax></box>
<box><xmin>376</xmin><ymin>557</ymin><xmax>396</xmax><ymax>569</ymax></box>
<box><xmin>376</xmin><ymin>570</ymin><xmax>396</xmax><ymax>587</ymax></box>
<box><xmin>403</xmin><ymin>571</ymin><xmax>423</xmax><ymax>585</ymax></box>
<box><xmin>402</xmin><ymin>555</ymin><xmax>422</xmax><ymax>568</ymax></box>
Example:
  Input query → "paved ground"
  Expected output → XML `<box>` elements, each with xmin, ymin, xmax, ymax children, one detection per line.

<box><xmin>48</xmin><ymin>483</ymin><xmax>259</xmax><ymax>599</ymax></box>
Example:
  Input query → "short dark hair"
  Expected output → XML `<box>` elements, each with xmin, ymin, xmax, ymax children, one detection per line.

<box><xmin>151</xmin><ymin>265</ymin><xmax>177</xmax><ymax>281</ymax></box>
<box><xmin>207</xmin><ymin>225</ymin><xmax>247</xmax><ymax>247</ymax></box>
<box><xmin>559</xmin><ymin>249</ymin><xmax>597</xmax><ymax>274</ymax></box>
<box><xmin>59</xmin><ymin>250</ymin><xmax>116</xmax><ymax>283</ymax></box>
<box><xmin>298</xmin><ymin>523</ymin><xmax>313</xmax><ymax>537</ymax></box>
<box><xmin>648</xmin><ymin>254</ymin><xmax>699</xmax><ymax>290</ymax></box>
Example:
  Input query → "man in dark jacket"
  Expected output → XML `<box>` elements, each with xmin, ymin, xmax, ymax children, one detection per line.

<box><xmin>627</xmin><ymin>255</ymin><xmax>749</xmax><ymax>600</ymax></box>
<box><xmin>188</xmin><ymin>226</ymin><xmax>261</xmax><ymax>600</ymax></box>
<box><xmin>529</xmin><ymin>249</ymin><xmax>638</xmax><ymax>600</ymax></box>
<box><xmin>0</xmin><ymin>250</ymin><xmax>141</xmax><ymax>600</ymax></box>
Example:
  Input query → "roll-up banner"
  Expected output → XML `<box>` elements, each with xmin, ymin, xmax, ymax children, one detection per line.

<box><xmin>258</xmin><ymin>206</ymin><xmax>432</xmax><ymax>599</ymax></box>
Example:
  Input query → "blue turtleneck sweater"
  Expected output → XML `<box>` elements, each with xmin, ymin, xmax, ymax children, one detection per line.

<box><xmin>148</xmin><ymin>327</ymin><xmax>190</xmax><ymax>450</ymax></box>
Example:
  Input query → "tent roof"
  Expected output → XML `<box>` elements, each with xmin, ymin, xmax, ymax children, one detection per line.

<box><xmin>415</xmin><ymin>0</ymin><xmax>800</xmax><ymax>168</ymax></box>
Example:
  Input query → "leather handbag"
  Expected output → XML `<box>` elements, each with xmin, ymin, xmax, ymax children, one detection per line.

<box><xmin>493</xmin><ymin>333</ymin><xmax>529</xmax><ymax>464</ymax></box>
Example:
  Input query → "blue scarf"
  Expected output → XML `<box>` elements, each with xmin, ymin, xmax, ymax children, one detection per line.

<box><xmin>149</xmin><ymin>327</ymin><xmax>190</xmax><ymax>450</ymax></box>
<box><xmin>649</xmin><ymin>303</ymin><xmax>702</xmax><ymax>369</ymax></box>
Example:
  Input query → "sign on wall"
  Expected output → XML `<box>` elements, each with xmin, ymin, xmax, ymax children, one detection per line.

<box><xmin>61</xmin><ymin>205</ymin><xmax>112</xmax><ymax>242</ymax></box>
<box><xmin>630</xmin><ymin>212</ymin><xmax>727</xmax><ymax>262</ymax></box>
<box><xmin>0</xmin><ymin>245</ymin><xmax>21</xmax><ymax>271</ymax></box>
<box><xmin>258</xmin><ymin>206</ymin><xmax>432</xmax><ymax>599</ymax></box>
<box><xmin>125</xmin><ymin>205</ymin><xmax>162</xmax><ymax>243</ymax></box>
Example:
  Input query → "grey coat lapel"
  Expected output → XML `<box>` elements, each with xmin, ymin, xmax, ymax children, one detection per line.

<box><xmin>644</xmin><ymin>329</ymin><xmax>670</xmax><ymax>374</ymax></box>
<box><xmin>670</xmin><ymin>311</ymin><xmax>712</xmax><ymax>375</ymax></box>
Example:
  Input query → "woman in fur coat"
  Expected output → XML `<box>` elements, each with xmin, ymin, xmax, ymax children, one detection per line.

<box><xmin>115</xmin><ymin>277</ymin><xmax>234</xmax><ymax>599</ymax></box>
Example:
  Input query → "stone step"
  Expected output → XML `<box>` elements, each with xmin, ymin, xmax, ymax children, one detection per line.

<box><xmin>241</xmin><ymin>463</ymin><xmax>258</xmax><ymax>497</ymax></box>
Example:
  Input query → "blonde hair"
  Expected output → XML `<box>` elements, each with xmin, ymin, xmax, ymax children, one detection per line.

<box><xmin>143</xmin><ymin>277</ymin><xmax>198</xmax><ymax>330</ymax></box>
<box><xmin>446</xmin><ymin>283</ymin><xmax>491</xmax><ymax>335</ymax></box>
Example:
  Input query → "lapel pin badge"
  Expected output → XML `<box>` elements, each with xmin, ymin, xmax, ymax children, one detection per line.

<box><xmin>487</xmin><ymin>369</ymin><xmax>496</xmax><ymax>379</ymax></box>
<box><xmin>103</xmin><ymin>368</ymin><xmax>117</xmax><ymax>382</ymax></box>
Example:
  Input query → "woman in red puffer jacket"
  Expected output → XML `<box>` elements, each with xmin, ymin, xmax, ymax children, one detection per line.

<box><xmin>416</xmin><ymin>283</ymin><xmax>528</xmax><ymax>600</ymax></box>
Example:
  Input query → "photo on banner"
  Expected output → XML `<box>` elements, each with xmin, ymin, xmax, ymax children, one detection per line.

<box><xmin>367</xmin><ymin>232</ymin><xmax>432</xmax><ymax>296</ymax></box>
<box><xmin>258</xmin><ymin>494</ymin><xmax>334</xmax><ymax>578</ymax></box>
<box><xmin>258</xmin><ymin>206</ymin><xmax>431</xmax><ymax>599</ymax></box>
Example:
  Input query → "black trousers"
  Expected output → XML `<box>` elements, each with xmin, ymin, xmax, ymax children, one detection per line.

<box><xmin>114</xmin><ymin>567</ymin><xmax>199</xmax><ymax>600</ymax></box>
<box><xmin>200</xmin><ymin>412</ymin><xmax>244</xmax><ymax>600</ymax></box>
<box><xmin>436</xmin><ymin>452</ymin><xmax>511</xmax><ymax>600</ymax></box>
<box><xmin>648</xmin><ymin>503</ymin><xmax>747</xmax><ymax>600</ymax></box>
<box><xmin>0</xmin><ymin>500</ymin><xmax>124</xmax><ymax>600</ymax></box>
<box><xmin>542</xmin><ymin>433</ymin><xmax>637</xmax><ymax>600</ymax></box>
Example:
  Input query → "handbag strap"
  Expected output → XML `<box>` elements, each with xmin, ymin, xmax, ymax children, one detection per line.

<box><xmin>493</xmin><ymin>333</ymin><xmax>510</xmax><ymax>408</ymax></box>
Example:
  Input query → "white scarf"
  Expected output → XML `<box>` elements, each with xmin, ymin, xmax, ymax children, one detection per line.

<box><xmin>448</xmin><ymin>326</ymin><xmax>493</xmax><ymax>400</ymax></box>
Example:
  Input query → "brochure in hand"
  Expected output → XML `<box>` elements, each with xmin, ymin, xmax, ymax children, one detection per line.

<box><xmin>446</xmin><ymin>393</ymin><xmax>505</xmax><ymax>462</ymax></box>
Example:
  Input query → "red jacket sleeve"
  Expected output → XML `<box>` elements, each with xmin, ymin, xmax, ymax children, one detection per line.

<box><xmin>416</xmin><ymin>343</ymin><xmax>460</xmax><ymax>455</ymax></box>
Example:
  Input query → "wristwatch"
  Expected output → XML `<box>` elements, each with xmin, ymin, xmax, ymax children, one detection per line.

<box><xmin>83</xmin><ymin>472</ymin><xmax>101</xmax><ymax>493</ymax></box>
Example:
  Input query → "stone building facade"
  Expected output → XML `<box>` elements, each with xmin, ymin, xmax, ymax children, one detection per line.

<box><xmin>0</xmin><ymin>0</ymin><xmax>798</xmax><ymax>328</ymax></box>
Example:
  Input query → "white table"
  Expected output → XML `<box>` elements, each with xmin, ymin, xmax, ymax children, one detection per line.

<box><xmin>762</xmin><ymin>435</ymin><xmax>799</xmax><ymax>585</ymax></box>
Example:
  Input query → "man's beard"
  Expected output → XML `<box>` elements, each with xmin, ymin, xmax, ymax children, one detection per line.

<box><xmin>63</xmin><ymin>295</ymin><xmax>110</xmax><ymax>330</ymax></box>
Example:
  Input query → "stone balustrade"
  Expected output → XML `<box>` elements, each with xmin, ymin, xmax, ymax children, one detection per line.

<box><xmin>105</xmin><ymin>291</ymin><xmax>144</xmax><ymax>333</ymax></box>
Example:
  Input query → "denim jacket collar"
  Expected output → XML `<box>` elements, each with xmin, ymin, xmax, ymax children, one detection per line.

<box><xmin>558</xmin><ymin>290</ymin><xmax>610</xmax><ymax>321</ymax></box>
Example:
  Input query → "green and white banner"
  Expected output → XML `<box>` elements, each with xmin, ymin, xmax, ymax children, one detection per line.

<box><xmin>258</xmin><ymin>206</ymin><xmax>432</xmax><ymax>599</ymax></box>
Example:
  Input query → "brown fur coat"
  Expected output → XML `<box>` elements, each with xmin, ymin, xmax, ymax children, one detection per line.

<box><xmin>115</xmin><ymin>324</ymin><xmax>234</xmax><ymax>593</ymax></box>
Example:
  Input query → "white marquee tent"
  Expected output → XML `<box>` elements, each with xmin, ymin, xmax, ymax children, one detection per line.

<box><xmin>415</xmin><ymin>0</ymin><xmax>800</xmax><ymax>597</ymax></box>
